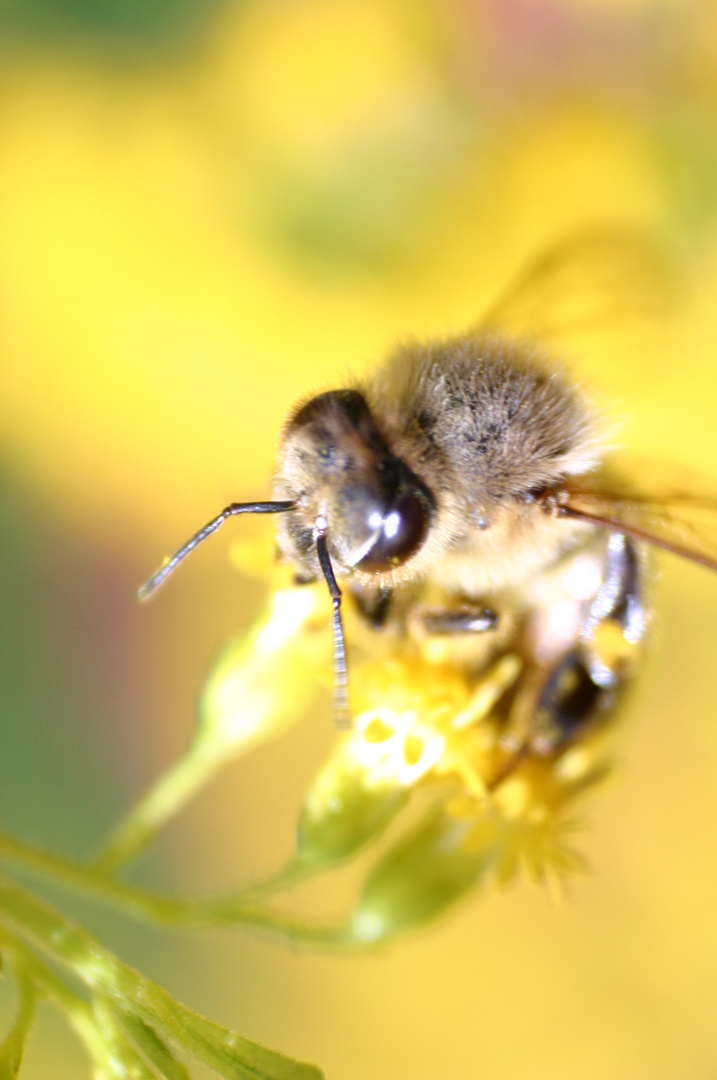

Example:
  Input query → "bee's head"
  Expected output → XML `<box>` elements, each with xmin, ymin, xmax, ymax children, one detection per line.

<box><xmin>275</xmin><ymin>389</ymin><xmax>435</xmax><ymax>579</ymax></box>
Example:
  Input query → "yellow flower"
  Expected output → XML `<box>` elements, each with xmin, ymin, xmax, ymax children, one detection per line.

<box><xmin>292</xmin><ymin>634</ymin><xmax>614</xmax><ymax>938</ymax></box>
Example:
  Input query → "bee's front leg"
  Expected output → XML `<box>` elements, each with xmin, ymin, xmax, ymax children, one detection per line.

<box><xmin>405</xmin><ymin>602</ymin><xmax>504</xmax><ymax>670</ymax></box>
<box><xmin>413</xmin><ymin>606</ymin><xmax>499</xmax><ymax>635</ymax></box>
<box><xmin>351</xmin><ymin>583</ymin><xmax>499</xmax><ymax>637</ymax></box>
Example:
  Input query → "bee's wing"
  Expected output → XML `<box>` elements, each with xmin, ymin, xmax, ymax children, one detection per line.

<box><xmin>559</xmin><ymin>473</ymin><xmax>717</xmax><ymax>573</ymax></box>
<box><xmin>476</xmin><ymin>229</ymin><xmax>676</xmax><ymax>347</ymax></box>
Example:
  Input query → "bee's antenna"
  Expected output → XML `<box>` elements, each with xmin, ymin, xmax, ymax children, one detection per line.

<box><xmin>315</xmin><ymin>527</ymin><xmax>351</xmax><ymax>729</ymax></box>
<box><xmin>137</xmin><ymin>501</ymin><xmax>296</xmax><ymax>601</ymax></box>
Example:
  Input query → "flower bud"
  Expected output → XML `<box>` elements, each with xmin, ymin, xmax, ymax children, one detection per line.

<box><xmin>297</xmin><ymin>756</ymin><xmax>409</xmax><ymax>867</ymax></box>
<box><xmin>297</xmin><ymin>705</ymin><xmax>445</xmax><ymax>866</ymax></box>
<box><xmin>198</xmin><ymin>582</ymin><xmax>331</xmax><ymax>758</ymax></box>
<box><xmin>350</xmin><ymin>803</ymin><xmax>498</xmax><ymax>943</ymax></box>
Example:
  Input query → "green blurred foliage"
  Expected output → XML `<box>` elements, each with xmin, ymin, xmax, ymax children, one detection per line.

<box><xmin>0</xmin><ymin>0</ymin><xmax>225</xmax><ymax>52</ymax></box>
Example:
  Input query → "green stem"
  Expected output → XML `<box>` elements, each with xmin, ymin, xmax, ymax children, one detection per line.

<box><xmin>0</xmin><ymin>832</ymin><xmax>357</xmax><ymax>947</ymax></box>
<box><xmin>92</xmin><ymin>737</ymin><xmax>223</xmax><ymax>874</ymax></box>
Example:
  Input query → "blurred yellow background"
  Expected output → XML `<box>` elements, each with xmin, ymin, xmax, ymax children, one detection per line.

<box><xmin>2</xmin><ymin>0</ymin><xmax>717</xmax><ymax>1077</ymax></box>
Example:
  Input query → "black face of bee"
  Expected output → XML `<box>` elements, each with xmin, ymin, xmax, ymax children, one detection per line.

<box><xmin>277</xmin><ymin>389</ymin><xmax>435</xmax><ymax>574</ymax></box>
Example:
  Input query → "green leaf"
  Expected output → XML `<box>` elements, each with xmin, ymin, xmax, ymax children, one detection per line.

<box><xmin>0</xmin><ymin>961</ymin><xmax>35</xmax><ymax>1079</ymax></box>
<box><xmin>126</xmin><ymin>991</ymin><xmax>320</xmax><ymax>1080</ymax></box>
<box><xmin>0</xmin><ymin>874</ymin><xmax>324</xmax><ymax>1080</ymax></box>
<box><xmin>2</xmin><ymin>938</ymin><xmax>170</xmax><ymax>1080</ymax></box>
<box><xmin>91</xmin><ymin>997</ymin><xmax>163</xmax><ymax>1080</ymax></box>
<box><xmin>111</xmin><ymin>1006</ymin><xmax>190</xmax><ymax>1080</ymax></box>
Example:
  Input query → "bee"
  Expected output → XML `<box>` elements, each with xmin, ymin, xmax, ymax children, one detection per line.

<box><xmin>139</xmin><ymin>232</ymin><xmax>717</xmax><ymax>761</ymax></box>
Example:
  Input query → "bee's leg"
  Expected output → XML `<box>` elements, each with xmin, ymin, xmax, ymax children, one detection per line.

<box><xmin>351</xmin><ymin>584</ymin><xmax>394</xmax><ymax>628</ymax></box>
<box><xmin>492</xmin><ymin>649</ymin><xmax>614</xmax><ymax>784</ymax></box>
<box><xmin>292</xmin><ymin>570</ymin><xmax>317</xmax><ymax>586</ymax></box>
<box><xmin>494</xmin><ymin>535</ymin><xmax>646</xmax><ymax>776</ymax></box>
<box><xmin>528</xmin><ymin>648</ymin><xmax>614</xmax><ymax>753</ymax></box>
<box><xmin>579</xmin><ymin>533</ymin><xmax>646</xmax><ymax>688</ymax></box>
<box><xmin>408</xmin><ymin>603</ymin><xmax>502</xmax><ymax>678</ymax></box>
<box><xmin>414</xmin><ymin>606</ymin><xmax>498</xmax><ymax>635</ymax></box>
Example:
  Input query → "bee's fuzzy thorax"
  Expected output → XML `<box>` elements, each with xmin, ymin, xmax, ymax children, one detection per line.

<box><xmin>365</xmin><ymin>333</ymin><xmax>601</xmax><ymax>503</ymax></box>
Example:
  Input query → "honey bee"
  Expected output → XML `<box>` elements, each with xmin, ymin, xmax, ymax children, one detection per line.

<box><xmin>139</xmin><ymin>233</ymin><xmax>717</xmax><ymax>759</ymax></box>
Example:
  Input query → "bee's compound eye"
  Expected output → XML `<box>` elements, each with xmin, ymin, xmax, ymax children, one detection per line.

<box><xmin>356</xmin><ymin>492</ymin><xmax>430</xmax><ymax>572</ymax></box>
